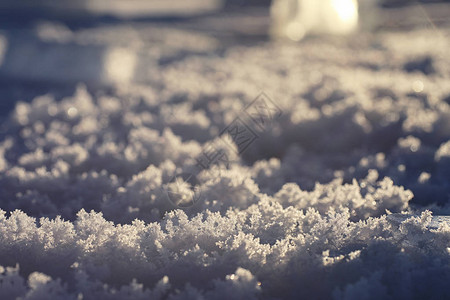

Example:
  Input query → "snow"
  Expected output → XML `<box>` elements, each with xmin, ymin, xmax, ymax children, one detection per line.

<box><xmin>0</xmin><ymin>3</ymin><xmax>450</xmax><ymax>299</ymax></box>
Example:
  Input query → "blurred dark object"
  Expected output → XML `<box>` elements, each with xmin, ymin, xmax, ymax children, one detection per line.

<box><xmin>224</xmin><ymin>0</ymin><xmax>272</xmax><ymax>7</ymax></box>
<box><xmin>404</xmin><ymin>56</ymin><xmax>436</xmax><ymax>75</ymax></box>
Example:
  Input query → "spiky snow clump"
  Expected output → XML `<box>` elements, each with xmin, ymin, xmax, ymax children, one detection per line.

<box><xmin>0</xmin><ymin>24</ymin><xmax>450</xmax><ymax>299</ymax></box>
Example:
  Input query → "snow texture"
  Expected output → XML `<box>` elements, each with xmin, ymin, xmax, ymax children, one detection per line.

<box><xmin>0</xmin><ymin>14</ymin><xmax>450</xmax><ymax>300</ymax></box>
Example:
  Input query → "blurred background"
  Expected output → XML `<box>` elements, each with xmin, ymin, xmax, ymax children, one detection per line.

<box><xmin>0</xmin><ymin>0</ymin><xmax>450</xmax><ymax>121</ymax></box>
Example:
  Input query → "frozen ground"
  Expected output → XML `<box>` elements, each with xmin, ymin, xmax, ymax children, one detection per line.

<box><xmin>0</xmin><ymin>3</ymin><xmax>450</xmax><ymax>300</ymax></box>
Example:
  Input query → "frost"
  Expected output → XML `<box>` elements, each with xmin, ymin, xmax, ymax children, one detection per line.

<box><xmin>1</xmin><ymin>17</ymin><xmax>450</xmax><ymax>299</ymax></box>
<box><xmin>0</xmin><ymin>203</ymin><xmax>448</xmax><ymax>299</ymax></box>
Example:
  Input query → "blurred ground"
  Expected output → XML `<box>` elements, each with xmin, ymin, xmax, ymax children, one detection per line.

<box><xmin>1</xmin><ymin>2</ymin><xmax>449</xmax><ymax>124</ymax></box>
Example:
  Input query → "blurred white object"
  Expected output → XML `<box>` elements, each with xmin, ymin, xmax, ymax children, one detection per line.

<box><xmin>0</xmin><ymin>36</ymin><xmax>145</xmax><ymax>85</ymax></box>
<box><xmin>270</xmin><ymin>0</ymin><xmax>359</xmax><ymax>40</ymax></box>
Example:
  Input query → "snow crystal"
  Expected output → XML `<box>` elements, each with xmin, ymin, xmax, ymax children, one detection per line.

<box><xmin>0</xmin><ymin>11</ymin><xmax>450</xmax><ymax>300</ymax></box>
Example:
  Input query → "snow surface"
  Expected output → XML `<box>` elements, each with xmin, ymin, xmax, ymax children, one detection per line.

<box><xmin>0</xmin><ymin>7</ymin><xmax>450</xmax><ymax>300</ymax></box>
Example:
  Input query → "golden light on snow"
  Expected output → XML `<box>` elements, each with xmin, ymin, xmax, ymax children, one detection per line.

<box><xmin>67</xmin><ymin>107</ymin><xmax>78</xmax><ymax>118</ymax></box>
<box><xmin>47</xmin><ymin>105</ymin><xmax>58</xmax><ymax>117</ymax></box>
<box><xmin>412</xmin><ymin>80</ymin><xmax>424</xmax><ymax>93</ymax></box>
<box><xmin>286</xmin><ymin>21</ymin><xmax>306</xmax><ymax>41</ymax></box>
<box><xmin>324</xmin><ymin>0</ymin><xmax>359</xmax><ymax>35</ymax></box>
<box><xmin>103</xmin><ymin>48</ymin><xmax>137</xmax><ymax>84</ymax></box>
<box><xmin>331</xmin><ymin>0</ymin><xmax>358</xmax><ymax>25</ymax></box>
